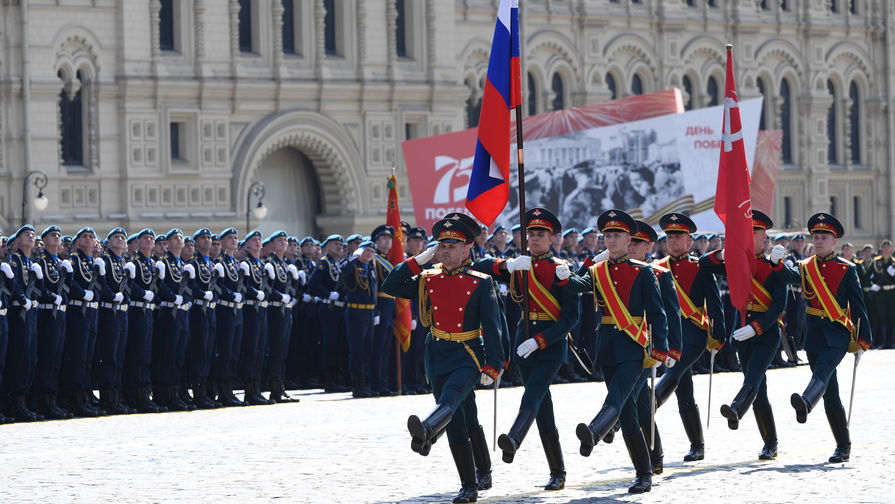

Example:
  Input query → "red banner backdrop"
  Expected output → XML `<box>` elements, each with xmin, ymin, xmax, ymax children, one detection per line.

<box><xmin>402</xmin><ymin>89</ymin><xmax>685</xmax><ymax>232</ymax></box>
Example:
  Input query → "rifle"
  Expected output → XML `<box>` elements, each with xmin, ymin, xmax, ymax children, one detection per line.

<box><xmin>81</xmin><ymin>260</ymin><xmax>99</xmax><ymax>317</ymax></box>
<box><xmin>173</xmin><ymin>260</ymin><xmax>193</xmax><ymax>319</ymax></box>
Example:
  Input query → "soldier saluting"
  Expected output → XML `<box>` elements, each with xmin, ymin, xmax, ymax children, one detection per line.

<box><xmin>382</xmin><ymin>217</ymin><xmax>503</xmax><ymax>504</ymax></box>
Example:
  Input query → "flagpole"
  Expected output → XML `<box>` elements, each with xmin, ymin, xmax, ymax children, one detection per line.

<box><xmin>515</xmin><ymin>78</ymin><xmax>530</xmax><ymax>346</ymax></box>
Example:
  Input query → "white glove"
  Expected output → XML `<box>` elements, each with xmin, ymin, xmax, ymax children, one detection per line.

<box><xmin>142</xmin><ymin>290</ymin><xmax>155</xmax><ymax>303</ymax></box>
<box><xmin>264</xmin><ymin>262</ymin><xmax>276</xmax><ymax>279</ymax></box>
<box><xmin>54</xmin><ymin>294</ymin><xmax>63</xmax><ymax>306</ymax></box>
<box><xmin>888</xmin><ymin>265</ymin><xmax>895</xmax><ymax>277</ymax></box>
<box><xmin>732</xmin><ymin>325</ymin><xmax>757</xmax><ymax>342</ymax></box>
<box><xmin>298</xmin><ymin>270</ymin><xmax>307</xmax><ymax>286</ymax></box>
<box><xmin>203</xmin><ymin>290</ymin><xmax>213</xmax><ymax>301</ymax></box>
<box><xmin>0</xmin><ymin>298</ymin><xmax>3</xmax><ymax>310</ymax></box>
<box><xmin>516</xmin><ymin>338</ymin><xmax>539</xmax><ymax>359</ymax></box>
<box><xmin>414</xmin><ymin>246</ymin><xmax>436</xmax><ymax>266</ymax></box>
<box><xmin>328</xmin><ymin>291</ymin><xmax>339</xmax><ymax>301</ymax></box>
<box><xmin>239</xmin><ymin>261</ymin><xmax>250</xmax><ymax>275</ymax></box>
<box><xmin>24</xmin><ymin>298</ymin><xmax>33</xmax><ymax>311</ymax></box>
<box><xmin>255</xmin><ymin>290</ymin><xmax>265</xmax><ymax>301</ymax></box>
<box><xmin>411</xmin><ymin>319</ymin><xmax>417</xmax><ymax>330</ymax></box>
<box><xmin>214</xmin><ymin>262</ymin><xmax>225</xmax><ymax>278</ymax></box>
<box><xmin>60</xmin><ymin>260</ymin><xmax>73</xmax><ymax>274</ymax></box>
<box><xmin>870</xmin><ymin>284</ymin><xmax>882</xmax><ymax>292</ymax></box>
<box><xmin>183</xmin><ymin>263</ymin><xmax>196</xmax><ymax>279</ymax></box>
<box><xmin>374</xmin><ymin>315</ymin><xmax>381</xmax><ymax>326</ymax></box>
<box><xmin>664</xmin><ymin>356</ymin><xmax>677</xmax><ymax>368</ymax></box>
<box><xmin>770</xmin><ymin>245</ymin><xmax>786</xmax><ymax>264</ymax></box>
<box><xmin>498</xmin><ymin>283</ymin><xmax>509</xmax><ymax>296</ymax></box>
<box><xmin>154</xmin><ymin>261</ymin><xmax>166</xmax><ymax>280</ymax></box>
<box><xmin>286</xmin><ymin>264</ymin><xmax>299</xmax><ymax>279</ymax></box>
<box><xmin>30</xmin><ymin>263</ymin><xmax>44</xmax><ymax>280</ymax></box>
<box><xmin>592</xmin><ymin>249</ymin><xmax>610</xmax><ymax>263</ymax></box>
<box><xmin>113</xmin><ymin>292</ymin><xmax>124</xmax><ymax>303</ymax></box>
<box><xmin>174</xmin><ymin>295</ymin><xmax>184</xmax><ymax>306</ymax></box>
<box><xmin>233</xmin><ymin>292</ymin><xmax>243</xmax><ymax>303</ymax></box>
<box><xmin>83</xmin><ymin>290</ymin><xmax>94</xmax><ymax>302</ymax></box>
<box><xmin>94</xmin><ymin>258</ymin><xmax>106</xmax><ymax>276</ymax></box>
<box><xmin>352</xmin><ymin>247</ymin><xmax>363</xmax><ymax>258</ymax></box>
<box><xmin>125</xmin><ymin>262</ymin><xmax>136</xmax><ymax>279</ymax></box>
<box><xmin>281</xmin><ymin>293</ymin><xmax>292</xmax><ymax>304</ymax></box>
<box><xmin>506</xmin><ymin>255</ymin><xmax>532</xmax><ymax>273</ymax></box>
<box><xmin>302</xmin><ymin>293</ymin><xmax>312</xmax><ymax>303</ymax></box>
<box><xmin>555</xmin><ymin>264</ymin><xmax>571</xmax><ymax>280</ymax></box>
<box><xmin>719</xmin><ymin>249</ymin><xmax>725</xmax><ymax>261</ymax></box>
<box><xmin>1</xmin><ymin>262</ymin><xmax>14</xmax><ymax>278</ymax></box>
<box><xmin>480</xmin><ymin>369</ymin><xmax>503</xmax><ymax>387</ymax></box>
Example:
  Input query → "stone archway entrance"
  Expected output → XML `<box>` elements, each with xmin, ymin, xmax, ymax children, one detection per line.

<box><xmin>255</xmin><ymin>147</ymin><xmax>321</xmax><ymax>238</ymax></box>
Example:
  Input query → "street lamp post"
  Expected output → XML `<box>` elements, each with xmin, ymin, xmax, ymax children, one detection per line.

<box><xmin>245</xmin><ymin>181</ymin><xmax>268</xmax><ymax>231</ymax></box>
<box><xmin>22</xmin><ymin>170</ymin><xmax>49</xmax><ymax>226</ymax></box>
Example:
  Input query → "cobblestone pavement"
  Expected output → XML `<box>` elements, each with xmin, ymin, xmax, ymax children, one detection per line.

<box><xmin>2</xmin><ymin>351</ymin><xmax>893</xmax><ymax>503</ymax></box>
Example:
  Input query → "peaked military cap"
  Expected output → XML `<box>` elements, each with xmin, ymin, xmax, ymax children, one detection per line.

<box><xmin>74</xmin><ymin>226</ymin><xmax>96</xmax><ymax>241</ymax></box>
<box><xmin>106</xmin><ymin>227</ymin><xmax>126</xmax><ymax>241</ymax></box>
<box><xmin>808</xmin><ymin>212</ymin><xmax>844</xmax><ymax>238</ymax></box>
<box><xmin>751</xmin><ymin>210</ymin><xmax>774</xmax><ymax>231</ymax></box>
<box><xmin>10</xmin><ymin>224</ymin><xmax>36</xmax><ymax>242</ymax></box>
<box><xmin>192</xmin><ymin>228</ymin><xmax>212</xmax><ymax>241</ymax></box>
<box><xmin>443</xmin><ymin>212</ymin><xmax>481</xmax><ymax>237</ymax></box>
<box><xmin>432</xmin><ymin>218</ymin><xmax>474</xmax><ymax>244</ymax></box>
<box><xmin>220</xmin><ymin>227</ymin><xmax>238</xmax><ymax>240</ymax></box>
<box><xmin>371</xmin><ymin>225</ymin><xmax>394</xmax><ymax>240</ymax></box>
<box><xmin>408</xmin><ymin>227</ymin><xmax>428</xmax><ymax>240</ymax></box>
<box><xmin>526</xmin><ymin>207</ymin><xmax>561</xmax><ymax>234</ymax></box>
<box><xmin>41</xmin><ymin>225</ymin><xmax>63</xmax><ymax>239</ymax></box>
<box><xmin>659</xmin><ymin>212</ymin><xmax>697</xmax><ymax>234</ymax></box>
<box><xmin>562</xmin><ymin>227</ymin><xmax>579</xmax><ymax>238</ymax></box>
<box><xmin>321</xmin><ymin>234</ymin><xmax>343</xmax><ymax>247</ymax></box>
<box><xmin>632</xmin><ymin>220</ymin><xmax>658</xmax><ymax>243</ymax></box>
<box><xmin>597</xmin><ymin>209</ymin><xmax>635</xmax><ymax>234</ymax></box>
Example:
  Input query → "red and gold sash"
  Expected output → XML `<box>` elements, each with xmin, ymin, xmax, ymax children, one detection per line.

<box><xmin>799</xmin><ymin>256</ymin><xmax>854</xmax><ymax>335</ymax></box>
<box><xmin>654</xmin><ymin>257</ymin><xmax>709</xmax><ymax>333</ymax></box>
<box><xmin>527</xmin><ymin>269</ymin><xmax>561</xmax><ymax>322</ymax></box>
<box><xmin>750</xmin><ymin>277</ymin><xmax>785</xmax><ymax>331</ymax></box>
<box><xmin>591</xmin><ymin>262</ymin><xmax>649</xmax><ymax>348</ymax></box>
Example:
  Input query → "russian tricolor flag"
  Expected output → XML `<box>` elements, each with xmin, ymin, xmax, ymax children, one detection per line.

<box><xmin>465</xmin><ymin>0</ymin><xmax>521</xmax><ymax>226</ymax></box>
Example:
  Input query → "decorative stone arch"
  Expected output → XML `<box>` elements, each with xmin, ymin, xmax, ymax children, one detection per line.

<box><xmin>825</xmin><ymin>41</ymin><xmax>873</xmax><ymax>90</ymax></box>
<box><xmin>232</xmin><ymin>110</ymin><xmax>365</xmax><ymax>218</ymax></box>
<box><xmin>603</xmin><ymin>33</ymin><xmax>659</xmax><ymax>87</ymax></box>
<box><xmin>602</xmin><ymin>63</ymin><xmax>626</xmax><ymax>100</ymax></box>
<box><xmin>754</xmin><ymin>39</ymin><xmax>806</xmax><ymax>83</ymax></box>
<box><xmin>458</xmin><ymin>38</ymin><xmax>491</xmax><ymax>87</ymax></box>
<box><xmin>680</xmin><ymin>35</ymin><xmax>725</xmax><ymax>73</ymax></box>
<box><xmin>526</xmin><ymin>63</ymin><xmax>547</xmax><ymax>115</ymax></box>
<box><xmin>671</xmin><ymin>67</ymin><xmax>703</xmax><ymax>109</ymax></box>
<box><xmin>526</xmin><ymin>30</ymin><xmax>582</xmax><ymax>85</ymax></box>
<box><xmin>52</xmin><ymin>26</ymin><xmax>102</xmax><ymax>170</ymax></box>
<box><xmin>627</xmin><ymin>62</ymin><xmax>654</xmax><ymax>95</ymax></box>
<box><xmin>545</xmin><ymin>60</ymin><xmax>576</xmax><ymax>109</ymax></box>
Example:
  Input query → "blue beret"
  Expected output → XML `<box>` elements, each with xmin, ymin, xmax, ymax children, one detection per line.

<box><xmin>126</xmin><ymin>234</ymin><xmax>137</xmax><ymax>244</ymax></box>
<box><xmin>165</xmin><ymin>228</ymin><xmax>184</xmax><ymax>240</ymax></box>
<box><xmin>510</xmin><ymin>224</ymin><xmax>521</xmax><ymax>232</ymax></box>
<box><xmin>135</xmin><ymin>228</ymin><xmax>156</xmax><ymax>240</ymax></box>
<box><xmin>41</xmin><ymin>225</ymin><xmax>63</xmax><ymax>239</ymax></box>
<box><xmin>211</xmin><ymin>234</ymin><xmax>220</xmax><ymax>241</ymax></box>
<box><xmin>299</xmin><ymin>236</ymin><xmax>314</xmax><ymax>246</ymax></box>
<box><xmin>358</xmin><ymin>239</ymin><xmax>375</xmax><ymax>249</ymax></box>
<box><xmin>74</xmin><ymin>227</ymin><xmax>96</xmax><ymax>241</ymax></box>
<box><xmin>192</xmin><ymin>228</ymin><xmax>211</xmax><ymax>241</ymax></box>
<box><xmin>62</xmin><ymin>235</ymin><xmax>72</xmax><ymax>243</ymax></box>
<box><xmin>264</xmin><ymin>230</ymin><xmax>287</xmax><ymax>245</ymax></box>
<box><xmin>321</xmin><ymin>234</ymin><xmax>344</xmax><ymax>247</ymax></box>
<box><xmin>244</xmin><ymin>230</ymin><xmax>263</xmax><ymax>242</ymax></box>
<box><xmin>238</xmin><ymin>239</ymin><xmax>246</xmax><ymax>248</ymax></box>
<box><xmin>220</xmin><ymin>227</ymin><xmax>238</xmax><ymax>239</ymax></box>
<box><xmin>10</xmin><ymin>224</ymin><xmax>36</xmax><ymax>242</ymax></box>
<box><xmin>581</xmin><ymin>227</ymin><xmax>597</xmax><ymax>236</ymax></box>
<box><xmin>562</xmin><ymin>228</ymin><xmax>580</xmax><ymax>238</ymax></box>
<box><xmin>287</xmin><ymin>236</ymin><xmax>298</xmax><ymax>244</ymax></box>
<box><xmin>183</xmin><ymin>236</ymin><xmax>193</xmax><ymax>244</ymax></box>
<box><xmin>106</xmin><ymin>227</ymin><xmax>127</xmax><ymax>241</ymax></box>
<box><xmin>345</xmin><ymin>234</ymin><xmax>363</xmax><ymax>243</ymax></box>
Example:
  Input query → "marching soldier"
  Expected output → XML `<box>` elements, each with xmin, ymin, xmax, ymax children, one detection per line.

<box><xmin>340</xmin><ymin>239</ymin><xmax>378</xmax><ymax>398</ymax></box>
<box><xmin>32</xmin><ymin>226</ymin><xmax>72</xmax><ymax>419</ymax></box>
<box><xmin>370</xmin><ymin>225</ymin><xmax>398</xmax><ymax>396</ymax></box>
<box><xmin>186</xmin><ymin>228</ymin><xmax>220</xmax><ymax>409</ymax></box>
<box><xmin>4</xmin><ymin>225</ymin><xmax>43</xmax><ymax>421</ymax></box>
<box><xmin>700</xmin><ymin>211</ymin><xmax>786</xmax><ymax>460</ymax></box>
<box><xmin>212</xmin><ymin>228</ymin><xmax>247</xmax><ymax>406</ymax></box>
<box><xmin>151</xmin><ymin>228</ymin><xmax>194</xmax><ymax>412</ymax></box>
<box><xmin>777</xmin><ymin>213</ymin><xmax>872</xmax><ymax>463</ymax></box>
<box><xmin>308</xmin><ymin>234</ymin><xmax>350</xmax><ymax>393</ymax></box>
<box><xmin>93</xmin><ymin>227</ymin><xmax>135</xmax><ymax>415</ymax></box>
<box><xmin>123</xmin><ymin>228</ymin><xmax>166</xmax><ymax>413</ymax></box>
<box><xmin>263</xmin><ymin>231</ymin><xmax>296</xmax><ymax>403</ymax></box>
<box><xmin>569</xmin><ymin>210</ymin><xmax>670</xmax><ymax>494</ymax></box>
<box><xmin>651</xmin><ymin>212</ymin><xmax>726</xmax><ymax>462</ymax></box>
<box><xmin>381</xmin><ymin>218</ymin><xmax>503</xmax><ymax>504</ymax></box>
<box><xmin>238</xmin><ymin>230</ymin><xmax>272</xmax><ymax>405</ymax></box>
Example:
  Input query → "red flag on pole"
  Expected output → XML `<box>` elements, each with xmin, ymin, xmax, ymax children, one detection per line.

<box><xmin>387</xmin><ymin>174</ymin><xmax>412</xmax><ymax>352</ymax></box>
<box><xmin>714</xmin><ymin>44</ymin><xmax>756</xmax><ymax>324</ymax></box>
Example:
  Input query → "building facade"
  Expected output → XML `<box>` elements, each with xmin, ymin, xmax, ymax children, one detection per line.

<box><xmin>0</xmin><ymin>0</ymin><xmax>892</xmax><ymax>242</ymax></box>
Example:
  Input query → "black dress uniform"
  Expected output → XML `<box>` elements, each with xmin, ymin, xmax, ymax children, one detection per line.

<box><xmin>62</xmin><ymin>228</ymin><xmax>104</xmax><ymax>417</ymax></box>
<box><xmin>870</xmin><ymin>249</ymin><xmax>895</xmax><ymax>348</ymax></box>
<box><xmin>340</xmin><ymin>240</ymin><xmax>378</xmax><ymax>398</ymax></box>
<box><xmin>290</xmin><ymin>240</ymin><xmax>318</xmax><ymax>387</ymax></box>
<box><xmin>187</xmin><ymin>228</ymin><xmax>219</xmax><ymax>409</ymax></box>
<box><xmin>382</xmin><ymin>218</ymin><xmax>503</xmax><ymax>504</ymax></box>
<box><xmin>238</xmin><ymin>230</ymin><xmax>272</xmax><ymax>405</ymax></box>
<box><xmin>307</xmin><ymin>235</ymin><xmax>348</xmax><ymax>392</ymax></box>
<box><xmin>778</xmin><ymin>213</ymin><xmax>872</xmax><ymax>463</ymax></box>
<box><xmin>212</xmin><ymin>228</ymin><xmax>247</xmax><ymax>407</ymax></box>
<box><xmin>264</xmin><ymin>231</ymin><xmax>294</xmax><ymax>403</ymax></box>
<box><xmin>651</xmin><ymin>212</ymin><xmax>727</xmax><ymax>462</ymax></box>
<box><xmin>402</xmin><ymin>227</ymin><xmax>429</xmax><ymax>395</ymax></box>
<box><xmin>4</xmin><ymin>225</ymin><xmax>43</xmax><ymax>421</ymax></box>
<box><xmin>700</xmin><ymin>211</ymin><xmax>786</xmax><ymax>460</ymax></box>
<box><xmin>0</xmin><ymin>241</ymin><xmax>13</xmax><ymax>423</ymax></box>
<box><xmin>94</xmin><ymin>227</ymin><xmax>134</xmax><ymax>415</ymax></box>
<box><xmin>370</xmin><ymin>225</ymin><xmax>397</xmax><ymax>396</ymax></box>
<box><xmin>568</xmin><ymin>210</ymin><xmax>669</xmax><ymax>494</ymax></box>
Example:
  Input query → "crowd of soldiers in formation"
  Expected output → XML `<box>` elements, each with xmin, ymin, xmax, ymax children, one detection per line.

<box><xmin>0</xmin><ymin>220</ymin><xmax>890</xmax><ymax>425</ymax></box>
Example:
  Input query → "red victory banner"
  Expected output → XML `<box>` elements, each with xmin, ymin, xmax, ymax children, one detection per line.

<box><xmin>387</xmin><ymin>174</ymin><xmax>412</xmax><ymax>352</ymax></box>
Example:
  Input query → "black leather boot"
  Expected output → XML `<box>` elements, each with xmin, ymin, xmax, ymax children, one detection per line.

<box><xmin>540</xmin><ymin>428</ymin><xmax>566</xmax><ymax>491</ymax></box>
<box><xmin>43</xmin><ymin>393</ymin><xmax>74</xmax><ymax>419</ymax></box>
<box><xmin>114</xmin><ymin>388</ymin><xmax>137</xmax><ymax>414</ymax></box>
<box><xmin>497</xmin><ymin>409</ymin><xmax>535</xmax><ymax>463</ymax></box>
<box><xmin>193</xmin><ymin>384</ymin><xmax>217</xmax><ymax>409</ymax></box>
<box><xmin>602</xmin><ymin>420</ymin><xmax>620</xmax><ymax>444</ymax></box>
<box><xmin>576</xmin><ymin>404</ymin><xmax>620</xmax><ymax>457</ymax></box>
<box><xmin>623</xmin><ymin>431</ymin><xmax>653</xmax><ymax>493</ymax></box>
<box><xmin>10</xmin><ymin>395</ymin><xmax>43</xmax><ymax>422</ymax></box>
<box><xmin>654</xmin><ymin>373</ymin><xmax>679</xmax><ymax>408</ymax></box>
<box><xmin>351</xmin><ymin>376</ymin><xmax>372</xmax><ymax>399</ymax></box>
<box><xmin>73</xmin><ymin>391</ymin><xmax>106</xmax><ymax>417</ymax></box>
<box><xmin>450</xmin><ymin>440</ymin><xmax>479</xmax><ymax>503</ymax></box>
<box><xmin>468</xmin><ymin>425</ymin><xmax>492</xmax><ymax>490</ymax></box>
<box><xmin>680</xmin><ymin>407</ymin><xmax>705</xmax><ymax>461</ymax></box>
<box><xmin>164</xmin><ymin>384</ymin><xmax>188</xmax><ymax>411</ymax></box>
<box><xmin>720</xmin><ymin>384</ymin><xmax>757</xmax><ymax>430</ymax></box>
<box><xmin>245</xmin><ymin>382</ymin><xmax>270</xmax><ymax>405</ymax></box>
<box><xmin>100</xmin><ymin>389</ymin><xmax>129</xmax><ymax>416</ymax></box>
<box><xmin>639</xmin><ymin>419</ymin><xmax>663</xmax><ymax>474</ymax></box>
<box><xmin>791</xmin><ymin>376</ymin><xmax>825</xmax><ymax>424</ymax></box>
<box><xmin>826</xmin><ymin>406</ymin><xmax>851</xmax><ymax>463</ymax></box>
<box><xmin>219</xmin><ymin>381</ymin><xmax>247</xmax><ymax>407</ymax></box>
<box><xmin>268</xmin><ymin>380</ymin><xmax>284</xmax><ymax>403</ymax></box>
<box><xmin>408</xmin><ymin>404</ymin><xmax>453</xmax><ymax>455</ymax></box>
<box><xmin>754</xmin><ymin>404</ymin><xmax>778</xmax><ymax>460</ymax></box>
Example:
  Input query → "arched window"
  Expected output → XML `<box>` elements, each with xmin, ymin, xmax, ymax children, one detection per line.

<box><xmin>849</xmin><ymin>81</ymin><xmax>861</xmax><ymax>164</ymax></box>
<box><xmin>159</xmin><ymin>0</ymin><xmax>175</xmax><ymax>51</ymax></box>
<box><xmin>59</xmin><ymin>70</ymin><xmax>84</xmax><ymax>166</ymax></box>
<box><xmin>527</xmin><ymin>72</ymin><xmax>537</xmax><ymax>116</ymax></box>
<box><xmin>324</xmin><ymin>0</ymin><xmax>339</xmax><ymax>56</ymax></box>
<box><xmin>706</xmin><ymin>76</ymin><xmax>719</xmax><ymax>107</ymax></box>
<box><xmin>780</xmin><ymin>79</ymin><xmax>793</xmax><ymax>164</ymax></box>
<box><xmin>827</xmin><ymin>80</ymin><xmax>838</xmax><ymax>165</ymax></box>
<box><xmin>238</xmin><ymin>0</ymin><xmax>252</xmax><ymax>53</ymax></box>
<box><xmin>756</xmin><ymin>77</ymin><xmax>767</xmax><ymax>130</ymax></box>
<box><xmin>682</xmin><ymin>75</ymin><xmax>693</xmax><ymax>111</ymax></box>
<box><xmin>606</xmin><ymin>73</ymin><xmax>617</xmax><ymax>100</ymax></box>
<box><xmin>466</xmin><ymin>77</ymin><xmax>482</xmax><ymax>128</ymax></box>
<box><xmin>551</xmin><ymin>73</ymin><xmax>564</xmax><ymax>111</ymax></box>
<box><xmin>631</xmin><ymin>74</ymin><xmax>643</xmax><ymax>96</ymax></box>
